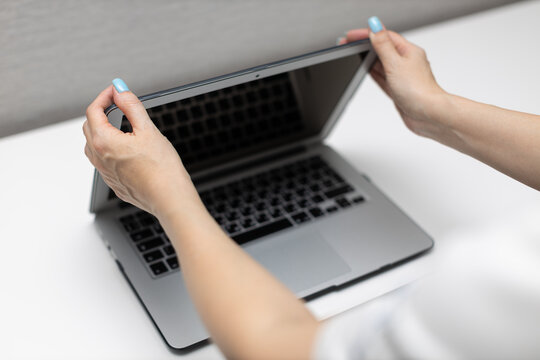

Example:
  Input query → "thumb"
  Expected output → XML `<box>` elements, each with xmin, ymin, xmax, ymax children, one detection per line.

<box><xmin>112</xmin><ymin>78</ymin><xmax>153</xmax><ymax>131</ymax></box>
<box><xmin>368</xmin><ymin>16</ymin><xmax>399</xmax><ymax>68</ymax></box>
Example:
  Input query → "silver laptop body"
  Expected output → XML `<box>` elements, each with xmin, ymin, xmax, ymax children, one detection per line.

<box><xmin>89</xmin><ymin>40</ymin><xmax>433</xmax><ymax>350</ymax></box>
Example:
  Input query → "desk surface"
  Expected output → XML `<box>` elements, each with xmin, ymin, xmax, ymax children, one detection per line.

<box><xmin>1</xmin><ymin>1</ymin><xmax>539</xmax><ymax>358</ymax></box>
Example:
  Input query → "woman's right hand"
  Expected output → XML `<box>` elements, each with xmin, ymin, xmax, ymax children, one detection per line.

<box><xmin>83</xmin><ymin>82</ymin><xmax>204</xmax><ymax>220</ymax></box>
<box><xmin>341</xmin><ymin>17</ymin><xmax>448</xmax><ymax>139</ymax></box>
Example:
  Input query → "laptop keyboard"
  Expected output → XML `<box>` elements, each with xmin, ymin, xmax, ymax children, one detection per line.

<box><xmin>118</xmin><ymin>156</ymin><xmax>365</xmax><ymax>278</ymax></box>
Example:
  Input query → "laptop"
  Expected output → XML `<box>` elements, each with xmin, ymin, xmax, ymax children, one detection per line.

<box><xmin>89</xmin><ymin>39</ymin><xmax>433</xmax><ymax>350</ymax></box>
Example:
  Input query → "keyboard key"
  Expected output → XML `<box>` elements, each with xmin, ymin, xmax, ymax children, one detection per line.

<box><xmin>167</xmin><ymin>257</ymin><xmax>179</xmax><ymax>269</ymax></box>
<box><xmin>150</xmin><ymin>261</ymin><xmax>168</xmax><ymax>276</ymax></box>
<box><xmin>241</xmin><ymin>206</ymin><xmax>254</xmax><ymax>216</ymax></box>
<box><xmin>130</xmin><ymin>229</ymin><xmax>153</xmax><ymax>242</ymax></box>
<box><xmin>232</xmin><ymin>218</ymin><xmax>293</xmax><ymax>245</ymax></box>
<box><xmin>292</xmin><ymin>211</ymin><xmax>310</xmax><ymax>224</ymax></box>
<box><xmin>282</xmin><ymin>192</ymin><xmax>294</xmax><ymax>201</ymax></box>
<box><xmin>352</xmin><ymin>196</ymin><xmax>365</xmax><ymax>204</ymax></box>
<box><xmin>297</xmin><ymin>199</ymin><xmax>310</xmax><ymax>208</ymax></box>
<box><xmin>311</xmin><ymin>194</ymin><xmax>324</xmax><ymax>203</ymax></box>
<box><xmin>137</xmin><ymin>213</ymin><xmax>157</xmax><ymax>226</ymax></box>
<box><xmin>284</xmin><ymin>203</ymin><xmax>297</xmax><ymax>213</ymax></box>
<box><xmin>214</xmin><ymin>215</ymin><xmax>225</xmax><ymax>225</ymax></box>
<box><xmin>137</xmin><ymin>237</ymin><xmax>164</xmax><ymax>252</ymax></box>
<box><xmin>144</xmin><ymin>249</ymin><xmax>164</xmax><ymax>263</ymax></box>
<box><xmin>226</xmin><ymin>223</ymin><xmax>240</xmax><ymax>234</ymax></box>
<box><xmin>322</xmin><ymin>179</ymin><xmax>335</xmax><ymax>188</ymax></box>
<box><xmin>326</xmin><ymin>206</ymin><xmax>338</xmax><ymax>213</ymax></box>
<box><xmin>308</xmin><ymin>207</ymin><xmax>324</xmax><ymax>218</ymax></box>
<box><xmin>135</xmin><ymin>210</ymin><xmax>149</xmax><ymax>218</ymax></box>
<box><xmin>270</xmin><ymin>208</ymin><xmax>283</xmax><ymax>218</ymax></box>
<box><xmin>324</xmin><ymin>185</ymin><xmax>354</xmax><ymax>199</ymax></box>
<box><xmin>336</xmin><ymin>197</ymin><xmax>351</xmax><ymax>208</ymax></box>
<box><xmin>229</xmin><ymin>198</ymin><xmax>241</xmax><ymax>208</ymax></box>
<box><xmin>163</xmin><ymin>245</ymin><xmax>175</xmax><ymax>256</ymax></box>
<box><xmin>119</xmin><ymin>214</ymin><xmax>134</xmax><ymax>224</ymax></box>
<box><xmin>241</xmin><ymin>217</ymin><xmax>255</xmax><ymax>229</ymax></box>
<box><xmin>309</xmin><ymin>184</ymin><xmax>321</xmax><ymax>192</ymax></box>
<box><xmin>123</xmin><ymin>222</ymin><xmax>140</xmax><ymax>233</ymax></box>
<box><xmin>226</xmin><ymin>210</ymin><xmax>239</xmax><ymax>221</ymax></box>
<box><xmin>176</xmin><ymin>109</ymin><xmax>189</xmax><ymax>122</ymax></box>
<box><xmin>152</xmin><ymin>223</ymin><xmax>164</xmax><ymax>233</ymax></box>
<box><xmin>255</xmin><ymin>212</ymin><xmax>269</xmax><ymax>223</ymax></box>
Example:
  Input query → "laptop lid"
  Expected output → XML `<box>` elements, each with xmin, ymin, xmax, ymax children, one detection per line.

<box><xmin>90</xmin><ymin>40</ymin><xmax>376</xmax><ymax>213</ymax></box>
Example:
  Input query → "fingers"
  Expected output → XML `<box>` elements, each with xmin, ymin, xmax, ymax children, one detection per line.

<box><xmin>368</xmin><ymin>18</ymin><xmax>400</xmax><ymax>68</ymax></box>
<box><xmin>85</xmin><ymin>85</ymin><xmax>119</xmax><ymax>137</ymax></box>
<box><xmin>111</xmin><ymin>78</ymin><xmax>153</xmax><ymax>132</ymax></box>
<box><xmin>370</xmin><ymin>67</ymin><xmax>391</xmax><ymax>97</ymax></box>
<box><xmin>341</xmin><ymin>19</ymin><xmax>412</xmax><ymax>62</ymax></box>
<box><xmin>345</xmin><ymin>28</ymin><xmax>369</xmax><ymax>42</ymax></box>
<box><xmin>388</xmin><ymin>31</ymin><xmax>412</xmax><ymax>57</ymax></box>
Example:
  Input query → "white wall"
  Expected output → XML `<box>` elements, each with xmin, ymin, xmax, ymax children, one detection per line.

<box><xmin>0</xmin><ymin>0</ymin><xmax>517</xmax><ymax>137</ymax></box>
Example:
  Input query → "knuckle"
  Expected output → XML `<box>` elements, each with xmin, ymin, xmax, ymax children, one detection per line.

<box><xmin>91</xmin><ymin>136</ymin><xmax>108</xmax><ymax>154</ymax></box>
<box><xmin>85</xmin><ymin>104</ymin><xmax>94</xmax><ymax>119</ymax></box>
<box><xmin>416</xmin><ymin>47</ymin><xmax>427</xmax><ymax>58</ymax></box>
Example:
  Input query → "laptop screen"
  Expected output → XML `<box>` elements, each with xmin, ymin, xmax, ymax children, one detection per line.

<box><xmin>119</xmin><ymin>51</ymin><xmax>368</xmax><ymax>174</ymax></box>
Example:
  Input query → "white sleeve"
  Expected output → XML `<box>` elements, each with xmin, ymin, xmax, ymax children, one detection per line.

<box><xmin>312</xmin><ymin>207</ymin><xmax>540</xmax><ymax>360</ymax></box>
<box><xmin>312</xmin><ymin>289</ymin><xmax>402</xmax><ymax>360</ymax></box>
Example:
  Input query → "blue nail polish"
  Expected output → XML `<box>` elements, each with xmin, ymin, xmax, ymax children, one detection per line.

<box><xmin>368</xmin><ymin>16</ymin><xmax>383</xmax><ymax>33</ymax></box>
<box><xmin>112</xmin><ymin>78</ymin><xmax>129</xmax><ymax>93</ymax></box>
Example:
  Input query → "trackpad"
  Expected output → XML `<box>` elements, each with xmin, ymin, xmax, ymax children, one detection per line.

<box><xmin>248</xmin><ymin>232</ymin><xmax>351</xmax><ymax>293</ymax></box>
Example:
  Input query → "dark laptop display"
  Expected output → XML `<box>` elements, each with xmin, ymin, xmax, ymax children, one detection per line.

<box><xmin>119</xmin><ymin>52</ymin><xmax>368</xmax><ymax>174</ymax></box>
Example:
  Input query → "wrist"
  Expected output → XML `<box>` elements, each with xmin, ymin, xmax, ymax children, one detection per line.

<box><xmin>155</xmin><ymin>191</ymin><xmax>222</xmax><ymax>249</ymax></box>
<box><xmin>414</xmin><ymin>89</ymin><xmax>456</xmax><ymax>141</ymax></box>
<box><xmin>153</xmin><ymin>189</ymin><xmax>205</xmax><ymax>222</ymax></box>
<box><xmin>423</xmin><ymin>92</ymin><xmax>473</xmax><ymax>151</ymax></box>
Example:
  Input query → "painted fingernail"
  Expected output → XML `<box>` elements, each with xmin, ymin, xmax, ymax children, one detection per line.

<box><xmin>112</xmin><ymin>78</ymin><xmax>129</xmax><ymax>93</ymax></box>
<box><xmin>336</xmin><ymin>37</ymin><xmax>345</xmax><ymax>45</ymax></box>
<box><xmin>368</xmin><ymin>16</ymin><xmax>383</xmax><ymax>33</ymax></box>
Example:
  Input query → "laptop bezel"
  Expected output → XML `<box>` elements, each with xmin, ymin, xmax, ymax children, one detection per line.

<box><xmin>90</xmin><ymin>40</ymin><xmax>376</xmax><ymax>213</ymax></box>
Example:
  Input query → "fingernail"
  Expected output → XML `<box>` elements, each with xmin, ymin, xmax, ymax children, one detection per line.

<box><xmin>336</xmin><ymin>37</ymin><xmax>345</xmax><ymax>45</ymax></box>
<box><xmin>368</xmin><ymin>16</ymin><xmax>383</xmax><ymax>33</ymax></box>
<box><xmin>112</xmin><ymin>78</ymin><xmax>129</xmax><ymax>93</ymax></box>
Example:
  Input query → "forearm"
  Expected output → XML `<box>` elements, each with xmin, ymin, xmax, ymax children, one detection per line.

<box><xmin>158</xmin><ymin>199</ymin><xmax>319</xmax><ymax>360</ymax></box>
<box><xmin>428</xmin><ymin>93</ymin><xmax>540</xmax><ymax>191</ymax></box>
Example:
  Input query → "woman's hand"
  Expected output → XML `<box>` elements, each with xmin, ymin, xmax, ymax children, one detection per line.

<box><xmin>340</xmin><ymin>17</ymin><xmax>448</xmax><ymax>140</ymax></box>
<box><xmin>83</xmin><ymin>81</ymin><xmax>201</xmax><ymax>218</ymax></box>
<box><xmin>340</xmin><ymin>17</ymin><xmax>540</xmax><ymax>191</ymax></box>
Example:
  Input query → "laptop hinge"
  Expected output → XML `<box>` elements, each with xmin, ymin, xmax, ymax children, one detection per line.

<box><xmin>192</xmin><ymin>146</ymin><xmax>307</xmax><ymax>186</ymax></box>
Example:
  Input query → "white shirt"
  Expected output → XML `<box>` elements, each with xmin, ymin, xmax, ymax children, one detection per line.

<box><xmin>313</xmin><ymin>207</ymin><xmax>540</xmax><ymax>359</ymax></box>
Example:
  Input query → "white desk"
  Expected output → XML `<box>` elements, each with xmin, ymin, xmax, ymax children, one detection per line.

<box><xmin>1</xmin><ymin>1</ymin><xmax>539</xmax><ymax>358</ymax></box>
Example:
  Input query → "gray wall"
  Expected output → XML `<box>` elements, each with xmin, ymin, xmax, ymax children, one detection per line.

<box><xmin>1</xmin><ymin>0</ymin><xmax>518</xmax><ymax>137</ymax></box>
